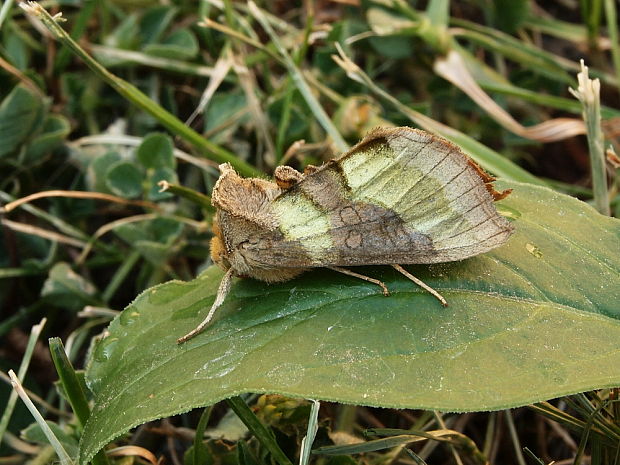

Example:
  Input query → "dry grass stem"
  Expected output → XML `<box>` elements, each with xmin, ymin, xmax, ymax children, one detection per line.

<box><xmin>1</xmin><ymin>219</ymin><xmax>87</xmax><ymax>248</ymax></box>
<box><xmin>1</xmin><ymin>190</ymin><xmax>158</xmax><ymax>214</ymax></box>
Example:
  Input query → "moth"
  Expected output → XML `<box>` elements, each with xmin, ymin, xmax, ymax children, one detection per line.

<box><xmin>177</xmin><ymin>127</ymin><xmax>514</xmax><ymax>343</ymax></box>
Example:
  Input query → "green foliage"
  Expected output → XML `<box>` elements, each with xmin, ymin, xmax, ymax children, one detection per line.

<box><xmin>136</xmin><ymin>133</ymin><xmax>175</xmax><ymax>169</ymax></box>
<box><xmin>21</xmin><ymin>421</ymin><xmax>79</xmax><ymax>460</ymax></box>
<box><xmin>144</xmin><ymin>28</ymin><xmax>199</xmax><ymax>60</ymax></box>
<box><xmin>492</xmin><ymin>0</ymin><xmax>529</xmax><ymax>33</ymax></box>
<box><xmin>86</xmin><ymin>132</ymin><xmax>178</xmax><ymax>200</ymax></box>
<box><xmin>0</xmin><ymin>84</ymin><xmax>71</xmax><ymax>174</ymax></box>
<box><xmin>0</xmin><ymin>85</ymin><xmax>45</xmax><ymax>158</ymax></box>
<box><xmin>105</xmin><ymin>162</ymin><xmax>143</xmax><ymax>198</ymax></box>
<box><xmin>41</xmin><ymin>263</ymin><xmax>99</xmax><ymax>310</ymax></box>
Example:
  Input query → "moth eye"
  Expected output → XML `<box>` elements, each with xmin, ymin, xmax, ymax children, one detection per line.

<box><xmin>239</xmin><ymin>238</ymin><xmax>259</xmax><ymax>249</ymax></box>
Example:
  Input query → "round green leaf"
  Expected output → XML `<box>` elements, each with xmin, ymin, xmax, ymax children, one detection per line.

<box><xmin>79</xmin><ymin>181</ymin><xmax>620</xmax><ymax>465</ymax></box>
<box><xmin>136</xmin><ymin>132</ymin><xmax>175</xmax><ymax>170</ymax></box>
<box><xmin>0</xmin><ymin>85</ymin><xmax>45</xmax><ymax>158</ymax></box>
<box><xmin>105</xmin><ymin>161</ymin><xmax>144</xmax><ymax>199</ymax></box>
<box><xmin>87</xmin><ymin>151</ymin><xmax>123</xmax><ymax>193</ymax></box>
<box><xmin>143</xmin><ymin>28</ymin><xmax>199</xmax><ymax>60</ymax></box>
<box><xmin>25</xmin><ymin>114</ymin><xmax>71</xmax><ymax>162</ymax></box>
<box><xmin>139</xmin><ymin>6</ymin><xmax>177</xmax><ymax>45</ymax></box>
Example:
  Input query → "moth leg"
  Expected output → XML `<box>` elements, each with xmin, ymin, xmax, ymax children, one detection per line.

<box><xmin>392</xmin><ymin>264</ymin><xmax>448</xmax><ymax>307</ymax></box>
<box><xmin>177</xmin><ymin>267</ymin><xmax>235</xmax><ymax>344</ymax></box>
<box><xmin>328</xmin><ymin>266</ymin><xmax>390</xmax><ymax>296</ymax></box>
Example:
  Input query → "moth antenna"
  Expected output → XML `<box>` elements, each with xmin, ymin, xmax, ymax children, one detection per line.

<box><xmin>328</xmin><ymin>266</ymin><xmax>390</xmax><ymax>296</ymax></box>
<box><xmin>177</xmin><ymin>267</ymin><xmax>235</xmax><ymax>344</ymax></box>
<box><xmin>392</xmin><ymin>264</ymin><xmax>448</xmax><ymax>307</ymax></box>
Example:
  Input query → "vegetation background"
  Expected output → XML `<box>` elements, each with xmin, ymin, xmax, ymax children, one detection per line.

<box><xmin>0</xmin><ymin>1</ymin><xmax>619</xmax><ymax>465</ymax></box>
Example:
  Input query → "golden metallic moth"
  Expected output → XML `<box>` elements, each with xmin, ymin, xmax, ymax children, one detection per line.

<box><xmin>178</xmin><ymin>127</ymin><xmax>514</xmax><ymax>343</ymax></box>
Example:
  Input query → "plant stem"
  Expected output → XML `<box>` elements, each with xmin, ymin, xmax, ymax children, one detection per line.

<box><xmin>54</xmin><ymin>0</ymin><xmax>97</xmax><ymax>72</ymax></box>
<box><xmin>191</xmin><ymin>405</ymin><xmax>213</xmax><ymax>465</ymax></box>
<box><xmin>504</xmin><ymin>410</ymin><xmax>526</xmax><ymax>465</ymax></box>
<box><xmin>299</xmin><ymin>400</ymin><xmax>320</xmax><ymax>465</ymax></box>
<box><xmin>569</xmin><ymin>60</ymin><xmax>610</xmax><ymax>215</ymax></box>
<box><xmin>102</xmin><ymin>250</ymin><xmax>140</xmax><ymax>303</ymax></box>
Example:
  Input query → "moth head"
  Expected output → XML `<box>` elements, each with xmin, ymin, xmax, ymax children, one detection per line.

<box><xmin>210</xmin><ymin>218</ymin><xmax>231</xmax><ymax>271</ymax></box>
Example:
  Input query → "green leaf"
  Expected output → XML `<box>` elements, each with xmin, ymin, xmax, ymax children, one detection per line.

<box><xmin>365</xmin><ymin>7</ymin><xmax>417</xmax><ymax>58</ymax></box>
<box><xmin>366</xmin><ymin>8</ymin><xmax>417</xmax><ymax>36</ymax></box>
<box><xmin>87</xmin><ymin>151</ymin><xmax>123</xmax><ymax>193</ymax></box>
<box><xmin>426</xmin><ymin>0</ymin><xmax>449</xmax><ymax>28</ymax></box>
<box><xmin>368</xmin><ymin>36</ymin><xmax>413</xmax><ymax>60</ymax></box>
<box><xmin>204</xmin><ymin>92</ymin><xmax>248</xmax><ymax>134</ymax></box>
<box><xmin>4</xmin><ymin>28</ymin><xmax>31</xmax><ymax>70</ymax></box>
<box><xmin>0</xmin><ymin>85</ymin><xmax>46</xmax><ymax>158</ymax></box>
<box><xmin>114</xmin><ymin>217</ymin><xmax>183</xmax><ymax>264</ymax></box>
<box><xmin>143</xmin><ymin>28</ymin><xmax>199</xmax><ymax>60</ymax></box>
<box><xmin>22</xmin><ymin>421</ymin><xmax>79</xmax><ymax>460</ymax></box>
<box><xmin>104</xmin><ymin>14</ymin><xmax>139</xmax><ymax>52</ymax></box>
<box><xmin>131</xmin><ymin>240</ymin><xmax>172</xmax><ymax>265</ymax></box>
<box><xmin>25</xmin><ymin>114</ymin><xmax>71</xmax><ymax>162</ymax></box>
<box><xmin>41</xmin><ymin>263</ymin><xmax>99</xmax><ymax>311</ymax></box>
<box><xmin>139</xmin><ymin>6</ymin><xmax>177</xmax><ymax>45</ymax></box>
<box><xmin>136</xmin><ymin>132</ymin><xmax>175</xmax><ymax>170</ymax></box>
<box><xmin>105</xmin><ymin>161</ymin><xmax>144</xmax><ymax>199</ymax></box>
<box><xmin>492</xmin><ymin>0</ymin><xmax>529</xmax><ymax>33</ymax></box>
<box><xmin>115</xmin><ymin>217</ymin><xmax>183</xmax><ymax>245</ymax></box>
<box><xmin>79</xmin><ymin>181</ymin><xmax>620</xmax><ymax>465</ymax></box>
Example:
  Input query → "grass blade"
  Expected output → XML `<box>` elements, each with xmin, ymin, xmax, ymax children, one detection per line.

<box><xmin>49</xmin><ymin>338</ymin><xmax>110</xmax><ymax>465</ymax></box>
<box><xmin>226</xmin><ymin>396</ymin><xmax>292</xmax><ymax>465</ymax></box>
<box><xmin>247</xmin><ymin>1</ymin><xmax>348</xmax><ymax>152</ymax></box>
<box><xmin>300</xmin><ymin>400</ymin><xmax>319</xmax><ymax>465</ymax></box>
<box><xmin>0</xmin><ymin>319</ymin><xmax>47</xmax><ymax>441</ymax></box>
<box><xmin>9</xmin><ymin>369</ymin><xmax>75</xmax><ymax>465</ymax></box>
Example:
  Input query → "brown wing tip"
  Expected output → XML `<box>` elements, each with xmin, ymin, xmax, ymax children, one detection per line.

<box><xmin>466</xmin><ymin>157</ymin><xmax>512</xmax><ymax>202</ymax></box>
<box><xmin>490</xmin><ymin>187</ymin><xmax>513</xmax><ymax>201</ymax></box>
<box><xmin>274</xmin><ymin>166</ymin><xmax>304</xmax><ymax>189</ymax></box>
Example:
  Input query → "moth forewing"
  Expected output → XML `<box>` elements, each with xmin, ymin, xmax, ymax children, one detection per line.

<box><xmin>177</xmin><ymin>127</ymin><xmax>514</xmax><ymax>343</ymax></box>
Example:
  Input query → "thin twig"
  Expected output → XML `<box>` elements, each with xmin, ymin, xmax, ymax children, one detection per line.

<box><xmin>1</xmin><ymin>190</ymin><xmax>158</xmax><ymax>214</ymax></box>
<box><xmin>1</xmin><ymin>219</ymin><xmax>87</xmax><ymax>248</ymax></box>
